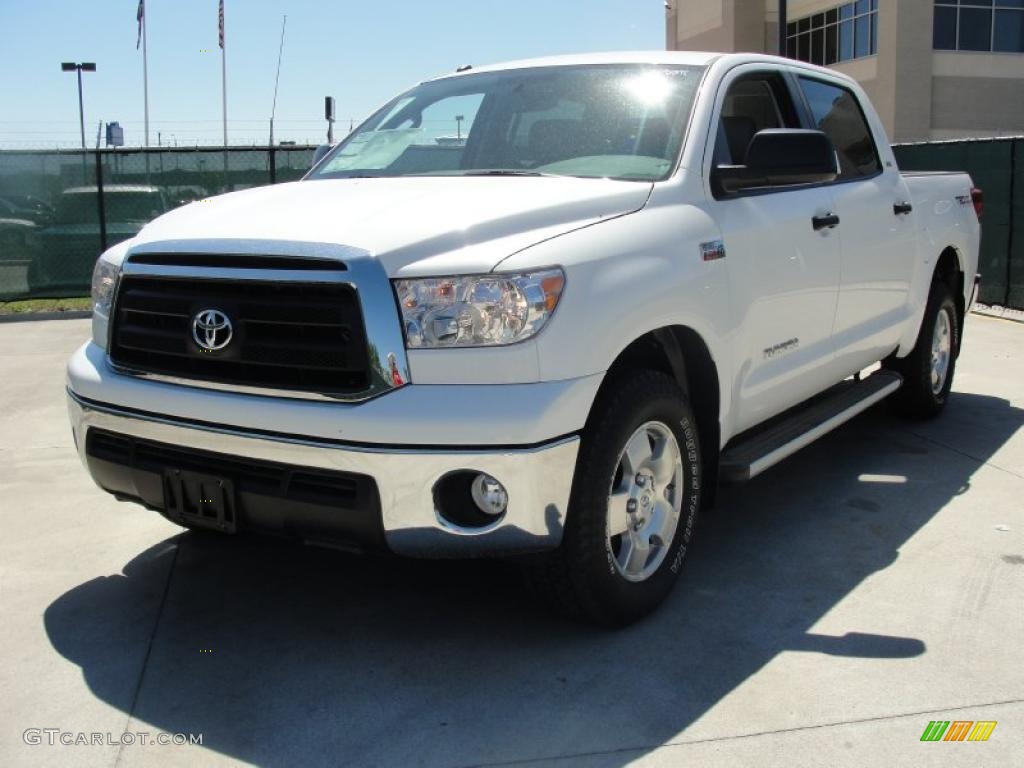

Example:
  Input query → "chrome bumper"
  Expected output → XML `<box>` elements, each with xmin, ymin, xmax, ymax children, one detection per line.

<box><xmin>68</xmin><ymin>390</ymin><xmax>579</xmax><ymax>557</ymax></box>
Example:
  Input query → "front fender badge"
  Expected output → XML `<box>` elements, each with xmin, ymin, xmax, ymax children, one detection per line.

<box><xmin>701</xmin><ymin>240</ymin><xmax>726</xmax><ymax>261</ymax></box>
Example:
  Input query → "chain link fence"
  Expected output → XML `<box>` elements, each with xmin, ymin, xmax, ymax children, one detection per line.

<box><xmin>893</xmin><ymin>137</ymin><xmax>1022</xmax><ymax>309</ymax></box>
<box><xmin>0</xmin><ymin>145</ymin><xmax>315</xmax><ymax>300</ymax></box>
<box><xmin>2</xmin><ymin>141</ymin><xmax>1020</xmax><ymax>308</ymax></box>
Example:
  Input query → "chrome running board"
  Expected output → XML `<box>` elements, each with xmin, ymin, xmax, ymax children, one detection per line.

<box><xmin>720</xmin><ymin>370</ymin><xmax>903</xmax><ymax>483</ymax></box>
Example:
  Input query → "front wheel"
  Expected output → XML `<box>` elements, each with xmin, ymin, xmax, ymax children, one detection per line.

<box><xmin>522</xmin><ymin>370</ymin><xmax>702</xmax><ymax>627</ymax></box>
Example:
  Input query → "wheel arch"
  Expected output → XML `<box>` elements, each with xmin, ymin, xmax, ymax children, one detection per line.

<box><xmin>934</xmin><ymin>245</ymin><xmax>965</xmax><ymax>354</ymax></box>
<box><xmin>589</xmin><ymin>326</ymin><xmax>722</xmax><ymax>508</ymax></box>
<box><xmin>898</xmin><ymin>243</ymin><xmax>967</xmax><ymax>358</ymax></box>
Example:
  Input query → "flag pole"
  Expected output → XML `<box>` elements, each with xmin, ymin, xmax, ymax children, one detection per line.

<box><xmin>142</xmin><ymin>3</ymin><xmax>149</xmax><ymax>146</ymax></box>
<box><xmin>221</xmin><ymin>38</ymin><xmax>227</xmax><ymax>148</ymax></box>
<box><xmin>269</xmin><ymin>15</ymin><xmax>287</xmax><ymax>148</ymax></box>
<box><xmin>221</xmin><ymin>1</ymin><xmax>227</xmax><ymax>148</ymax></box>
<box><xmin>220</xmin><ymin>0</ymin><xmax>228</xmax><ymax>188</ymax></box>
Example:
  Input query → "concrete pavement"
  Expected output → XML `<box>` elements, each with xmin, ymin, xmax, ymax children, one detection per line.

<box><xmin>1</xmin><ymin>315</ymin><xmax>1021</xmax><ymax>767</ymax></box>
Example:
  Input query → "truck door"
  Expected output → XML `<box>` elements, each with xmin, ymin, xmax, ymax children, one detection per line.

<box><xmin>795</xmin><ymin>75</ymin><xmax>917</xmax><ymax>371</ymax></box>
<box><xmin>703</xmin><ymin>68</ymin><xmax>842</xmax><ymax>434</ymax></box>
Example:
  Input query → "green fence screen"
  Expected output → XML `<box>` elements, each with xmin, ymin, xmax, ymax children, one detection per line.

<box><xmin>893</xmin><ymin>138</ymin><xmax>1021</xmax><ymax>309</ymax></box>
<box><xmin>0</xmin><ymin>145</ymin><xmax>315</xmax><ymax>300</ymax></box>
<box><xmin>2</xmin><ymin>141</ymin><xmax>1020</xmax><ymax>307</ymax></box>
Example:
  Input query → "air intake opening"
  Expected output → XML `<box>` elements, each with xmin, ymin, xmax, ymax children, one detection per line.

<box><xmin>127</xmin><ymin>253</ymin><xmax>347</xmax><ymax>270</ymax></box>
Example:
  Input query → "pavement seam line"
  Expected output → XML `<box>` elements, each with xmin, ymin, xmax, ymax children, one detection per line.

<box><xmin>461</xmin><ymin>697</ymin><xmax>1024</xmax><ymax>768</ymax></box>
<box><xmin>113</xmin><ymin>536</ymin><xmax>181</xmax><ymax>768</ymax></box>
<box><xmin>905</xmin><ymin>428</ymin><xmax>1024</xmax><ymax>481</ymax></box>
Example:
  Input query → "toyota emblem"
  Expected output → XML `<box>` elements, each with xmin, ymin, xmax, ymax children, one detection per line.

<box><xmin>192</xmin><ymin>308</ymin><xmax>233</xmax><ymax>351</ymax></box>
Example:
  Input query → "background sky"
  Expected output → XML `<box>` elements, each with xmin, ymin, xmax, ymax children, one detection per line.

<box><xmin>0</xmin><ymin>0</ymin><xmax>666</xmax><ymax>148</ymax></box>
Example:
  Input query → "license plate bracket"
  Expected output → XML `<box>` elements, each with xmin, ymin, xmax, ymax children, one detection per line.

<box><xmin>162</xmin><ymin>468</ymin><xmax>237</xmax><ymax>533</ymax></box>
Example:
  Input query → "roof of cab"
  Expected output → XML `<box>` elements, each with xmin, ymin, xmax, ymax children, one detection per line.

<box><xmin>426</xmin><ymin>50</ymin><xmax>722</xmax><ymax>81</ymax></box>
<box><xmin>426</xmin><ymin>50</ymin><xmax>862</xmax><ymax>90</ymax></box>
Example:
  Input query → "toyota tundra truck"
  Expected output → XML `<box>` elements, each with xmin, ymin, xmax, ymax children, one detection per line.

<box><xmin>67</xmin><ymin>52</ymin><xmax>981</xmax><ymax>625</ymax></box>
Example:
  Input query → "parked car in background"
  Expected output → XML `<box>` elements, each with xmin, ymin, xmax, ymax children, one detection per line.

<box><xmin>0</xmin><ymin>194</ymin><xmax>54</xmax><ymax>226</ymax></box>
<box><xmin>166</xmin><ymin>185</ymin><xmax>209</xmax><ymax>208</ymax></box>
<box><xmin>0</xmin><ymin>216</ymin><xmax>38</xmax><ymax>262</ymax></box>
<box><xmin>28</xmin><ymin>185</ymin><xmax>168</xmax><ymax>295</ymax></box>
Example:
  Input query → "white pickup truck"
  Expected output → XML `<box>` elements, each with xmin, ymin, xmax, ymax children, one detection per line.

<box><xmin>68</xmin><ymin>52</ymin><xmax>981</xmax><ymax>625</ymax></box>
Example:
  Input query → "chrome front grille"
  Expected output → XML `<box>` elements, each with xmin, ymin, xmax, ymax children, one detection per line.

<box><xmin>109</xmin><ymin>275</ymin><xmax>371</xmax><ymax>396</ymax></box>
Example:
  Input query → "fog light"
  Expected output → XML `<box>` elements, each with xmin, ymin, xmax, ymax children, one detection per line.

<box><xmin>470</xmin><ymin>473</ymin><xmax>508</xmax><ymax>516</ymax></box>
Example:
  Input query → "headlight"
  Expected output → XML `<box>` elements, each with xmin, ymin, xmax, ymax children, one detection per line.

<box><xmin>394</xmin><ymin>268</ymin><xmax>565</xmax><ymax>348</ymax></box>
<box><xmin>91</xmin><ymin>256</ymin><xmax>120</xmax><ymax>317</ymax></box>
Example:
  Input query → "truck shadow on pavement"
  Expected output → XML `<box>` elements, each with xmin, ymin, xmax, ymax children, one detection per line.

<box><xmin>44</xmin><ymin>391</ymin><xmax>1023</xmax><ymax>767</ymax></box>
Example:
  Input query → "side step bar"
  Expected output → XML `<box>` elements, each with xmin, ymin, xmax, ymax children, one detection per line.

<box><xmin>720</xmin><ymin>369</ymin><xmax>902</xmax><ymax>483</ymax></box>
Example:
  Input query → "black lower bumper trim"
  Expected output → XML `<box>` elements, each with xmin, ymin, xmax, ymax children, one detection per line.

<box><xmin>85</xmin><ymin>428</ymin><xmax>385</xmax><ymax>549</ymax></box>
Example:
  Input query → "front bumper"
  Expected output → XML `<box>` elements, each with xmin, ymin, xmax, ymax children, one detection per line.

<box><xmin>68</xmin><ymin>390</ymin><xmax>579</xmax><ymax>557</ymax></box>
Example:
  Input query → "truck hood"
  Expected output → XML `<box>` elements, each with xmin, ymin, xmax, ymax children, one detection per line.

<box><xmin>130</xmin><ymin>177</ymin><xmax>652</xmax><ymax>276</ymax></box>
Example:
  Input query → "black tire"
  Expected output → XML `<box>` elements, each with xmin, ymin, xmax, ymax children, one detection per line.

<box><xmin>884</xmin><ymin>279</ymin><xmax>960</xmax><ymax>419</ymax></box>
<box><xmin>522</xmin><ymin>370</ymin><xmax>702</xmax><ymax>627</ymax></box>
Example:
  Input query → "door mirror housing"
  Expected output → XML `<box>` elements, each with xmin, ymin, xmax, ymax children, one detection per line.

<box><xmin>311</xmin><ymin>143</ymin><xmax>335</xmax><ymax>169</ymax></box>
<box><xmin>712</xmin><ymin>129</ymin><xmax>839</xmax><ymax>196</ymax></box>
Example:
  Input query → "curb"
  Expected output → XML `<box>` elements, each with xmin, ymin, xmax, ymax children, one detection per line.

<box><xmin>0</xmin><ymin>310</ymin><xmax>92</xmax><ymax>324</ymax></box>
<box><xmin>971</xmin><ymin>305</ymin><xmax>1024</xmax><ymax>325</ymax></box>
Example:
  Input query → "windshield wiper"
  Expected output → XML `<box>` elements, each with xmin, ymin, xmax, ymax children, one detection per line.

<box><xmin>458</xmin><ymin>169</ymin><xmax>558</xmax><ymax>178</ymax></box>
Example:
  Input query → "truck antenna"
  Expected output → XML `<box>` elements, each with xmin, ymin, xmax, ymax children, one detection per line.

<box><xmin>269</xmin><ymin>15</ymin><xmax>287</xmax><ymax>146</ymax></box>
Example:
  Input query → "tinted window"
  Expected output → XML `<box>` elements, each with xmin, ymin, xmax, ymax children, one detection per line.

<box><xmin>713</xmin><ymin>76</ymin><xmax>798</xmax><ymax>166</ymax></box>
<box><xmin>799</xmin><ymin>78</ymin><xmax>881</xmax><ymax>180</ymax></box>
<box><xmin>825</xmin><ymin>24</ymin><xmax>839</xmax><ymax>63</ymax></box>
<box><xmin>812</xmin><ymin>27</ymin><xmax>825</xmax><ymax>64</ymax></box>
<box><xmin>786</xmin><ymin>3</ymin><xmax>877</xmax><ymax>64</ymax></box>
<box><xmin>994</xmin><ymin>9</ymin><xmax>1024</xmax><ymax>52</ymax></box>
<box><xmin>854</xmin><ymin>14</ymin><xmax>871</xmax><ymax>57</ymax></box>
<box><xmin>933</xmin><ymin>2</ymin><xmax>1024</xmax><ymax>52</ymax></box>
<box><xmin>840</xmin><ymin>20</ymin><xmax>855</xmax><ymax>59</ymax></box>
<box><xmin>959</xmin><ymin>8</ymin><xmax>993</xmax><ymax>51</ymax></box>
<box><xmin>798</xmin><ymin>32</ymin><xmax>810</xmax><ymax>61</ymax></box>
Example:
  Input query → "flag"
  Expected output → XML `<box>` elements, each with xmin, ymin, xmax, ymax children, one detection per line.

<box><xmin>136</xmin><ymin>0</ymin><xmax>145</xmax><ymax>50</ymax></box>
<box><xmin>218</xmin><ymin>0</ymin><xmax>225</xmax><ymax>49</ymax></box>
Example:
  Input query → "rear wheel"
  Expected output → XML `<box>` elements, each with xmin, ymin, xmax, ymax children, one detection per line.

<box><xmin>885</xmin><ymin>279</ymin><xmax>960</xmax><ymax>419</ymax></box>
<box><xmin>523</xmin><ymin>370</ymin><xmax>701</xmax><ymax>627</ymax></box>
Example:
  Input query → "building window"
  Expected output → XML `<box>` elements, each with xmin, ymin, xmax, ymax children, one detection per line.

<box><xmin>934</xmin><ymin>1</ymin><xmax>1024</xmax><ymax>53</ymax></box>
<box><xmin>786</xmin><ymin>0</ymin><xmax>878</xmax><ymax>66</ymax></box>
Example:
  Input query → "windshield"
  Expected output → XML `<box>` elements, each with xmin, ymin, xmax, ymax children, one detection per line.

<box><xmin>309</xmin><ymin>64</ymin><xmax>704</xmax><ymax>182</ymax></box>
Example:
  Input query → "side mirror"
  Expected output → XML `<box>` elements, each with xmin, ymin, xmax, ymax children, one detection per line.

<box><xmin>311</xmin><ymin>143</ymin><xmax>335</xmax><ymax>169</ymax></box>
<box><xmin>712</xmin><ymin>129</ymin><xmax>838</xmax><ymax>196</ymax></box>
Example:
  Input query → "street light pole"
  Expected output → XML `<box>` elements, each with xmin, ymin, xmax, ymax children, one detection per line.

<box><xmin>76</xmin><ymin>68</ymin><xmax>85</xmax><ymax>148</ymax></box>
<box><xmin>61</xmin><ymin>62</ymin><xmax>96</xmax><ymax>149</ymax></box>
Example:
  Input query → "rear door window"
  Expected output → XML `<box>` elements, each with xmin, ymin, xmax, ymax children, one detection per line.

<box><xmin>798</xmin><ymin>77</ymin><xmax>881</xmax><ymax>180</ymax></box>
